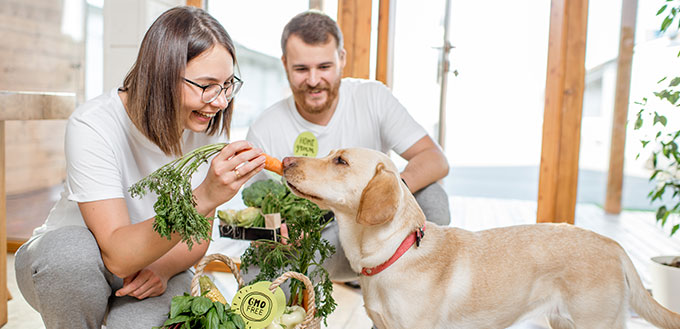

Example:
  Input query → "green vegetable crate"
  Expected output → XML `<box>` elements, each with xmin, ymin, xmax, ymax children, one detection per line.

<box><xmin>191</xmin><ymin>254</ymin><xmax>321</xmax><ymax>329</ymax></box>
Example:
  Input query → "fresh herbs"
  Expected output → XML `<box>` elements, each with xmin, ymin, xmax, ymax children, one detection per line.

<box><xmin>155</xmin><ymin>293</ymin><xmax>245</xmax><ymax>329</ymax></box>
<box><xmin>129</xmin><ymin>143</ymin><xmax>228</xmax><ymax>250</ymax></box>
<box><xmin>239</xmin><ymin>179</ymin><xmax>337</xmax><ymax>323</ymax></box>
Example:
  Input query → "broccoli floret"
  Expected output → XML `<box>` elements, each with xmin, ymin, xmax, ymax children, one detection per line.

<box><xmin>242</xmin><ymin>179</ymin><xmax>287</xmax><ymax>208</ymax></box>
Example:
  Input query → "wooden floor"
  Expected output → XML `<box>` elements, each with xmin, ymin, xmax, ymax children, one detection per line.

<box><xmin>6</xmin><ymin>184</ymin><xmax>61</xmax><ymax>244</ymax></box>
<box><xmin>6</xmin><ymin>192</ymin><xmax>680</xmax><ymax>328</ymax></box>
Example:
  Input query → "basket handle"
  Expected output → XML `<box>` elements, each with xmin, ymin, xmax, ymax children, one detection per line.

<box><xmin>191</xmin><ymin>253</ymin><xmax>244</xmax><ymax>297</ymax></box>
<box><xmin>270</xmin><ymin>271</ymin><xmax>317</xmax><ymax>329</ymax></box>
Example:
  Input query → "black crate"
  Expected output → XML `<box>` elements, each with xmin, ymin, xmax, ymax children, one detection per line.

<box><xmin>218</xmin><ymin>211</ymin><xmax>335</xmax><ymax>241</ymax></box>
<box><xmin>219</xmin><ymin>225</ymin><xmax>280</xmax><ymax>241</ymax></box>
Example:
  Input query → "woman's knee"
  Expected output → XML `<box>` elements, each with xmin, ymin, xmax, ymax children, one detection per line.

<box><xmin>16</xmin><ymin>226</ymin><xmax>113</xmax><ymax>314</ymax></box>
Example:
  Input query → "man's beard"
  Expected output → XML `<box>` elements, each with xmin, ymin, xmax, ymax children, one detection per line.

<box><xmin>290</xmin><ymin>78</ymin><xmax>341</xmax><ymax>115</ymax></box>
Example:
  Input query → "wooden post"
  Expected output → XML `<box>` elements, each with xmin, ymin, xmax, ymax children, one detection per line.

<box><xmin>376</xmin><ymin>0</ymin><xmax>391</xmax><ymax>86</ymax></box>
<box><xmin>605</xmin><ymin>0</ymin><xmax>638</xmax><ymax>214</ymax></box>
<box><xmin>0</xmin><ymin>121</ymin><xmax>6</xmax><ymax>325</ymax></box>
<box><xmin>185</xmin><ymin>0</ymin><xmax>202</xmax><ymax>8</ymax></box>
<box><xmin>337</xmin><ymin>0</ymin><xmax>373</xmax><ymax>79</ymax></box>
<box><xmin>537</xmin><ymin>0</ymin><xmax>589</xmax><ymax>224</ymax></box>
<box><xmin>0</xmin><ymin>91</ymin><xmax>75</xmax><ymax>326</ymax></box>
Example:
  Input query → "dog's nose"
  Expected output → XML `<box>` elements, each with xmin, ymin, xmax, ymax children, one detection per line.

<box><xmin>282</xmin><ymin>157</ymin><xmax>297</xmax><ymax>171</ymax></box>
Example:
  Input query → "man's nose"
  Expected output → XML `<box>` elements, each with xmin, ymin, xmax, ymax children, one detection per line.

<box><xmin>307</xmin><ymin>69</ymin><xmax>320</xmax><ymax>86</ymax></box>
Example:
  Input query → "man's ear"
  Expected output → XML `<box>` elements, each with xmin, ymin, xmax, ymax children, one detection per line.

<box><xmin>356</xmin><ymin>163</ymin><xmax>400</xmax><ymax>226</ymax></box>
<box><xmin>338</xmin><ymin>48</ymin><xmax>347</xmax><ymax>69</ymax></box>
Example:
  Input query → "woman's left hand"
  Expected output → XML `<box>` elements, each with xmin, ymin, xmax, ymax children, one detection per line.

<box><xmin>114</xmin><ymin>267</ymin><xmax>169</xmax><ymax>299</ymax></box>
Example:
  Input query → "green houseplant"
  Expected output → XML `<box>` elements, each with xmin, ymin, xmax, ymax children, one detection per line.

<box><xmin>634</xmin><ymin>1</ymin><xmax>680</xmax><ymax>314</ymax></box>
<box><xmin>634</xmin><ymin>1</ymin><xmax>680</xmax><ymax>238</ymax></box>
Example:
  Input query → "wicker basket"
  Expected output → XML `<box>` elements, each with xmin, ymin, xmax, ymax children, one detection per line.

<box><xmin>191</xmin><ymin>253</ymin><xmax>321</xmax><ymax>329</ymax></box>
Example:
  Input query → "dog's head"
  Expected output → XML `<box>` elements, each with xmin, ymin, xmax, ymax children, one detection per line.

<box><xmin>283</xmin><ymin>148</ymin><xmax>403</xmax><ymax>226</ymax></box>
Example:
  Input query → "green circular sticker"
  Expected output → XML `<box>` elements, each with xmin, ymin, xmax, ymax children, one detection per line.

<box><xmin>293</xmin><ymin>131</ymin><xmax>318</xmax><ymax>157</ymax></box>
<box><xmin>231</xmin><ymin>281</ymin><xmax>286</xmax><ymax>329</ymax></box>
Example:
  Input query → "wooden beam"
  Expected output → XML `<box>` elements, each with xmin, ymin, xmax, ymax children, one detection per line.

<box><xmin>337</xmin><ymin>0</ymin><xmax>373</xmax><ymax>79</ymax></box>
<box><xmin>537</xmin><ymin>0</ymin><xmax>589</xmax><ymax>224</ymax></box>
<box><xmin>0</xmin><ymin>91</ymin><xmax>76</xmax><ymax>121</ymax></box>
<box><xmin>186</xmin><ymin>0</ymin><xmax>202</xmax><ymax>8</ymax></box>
<box><xmin>376</xmin><ymin>0</ymin><xmax>390</xmax><ymax>85</ymax></box>
<box><xmin>0</xmin><ymin>121</ymin><xmax>6</xmax><ymax>325</ymax></box>
<box><xmin>0</xmin><ymin>91</ymin><xmax>75</xmax><ymax>324</ymax></box>
<box><xmin>7</xmin><ymin>238</ymin><xmax>25</xmax><ymax>253</ymax></box>
<box><xmin>605</xmin><ymin>0</ymin><xmax>638</xmax><ymax>214</ymax></box>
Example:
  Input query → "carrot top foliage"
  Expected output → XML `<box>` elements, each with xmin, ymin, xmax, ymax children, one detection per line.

<box><xmin>129</xmin><ymin>143</ymin><xmax>228</xmax><ymax>249</ymax></box>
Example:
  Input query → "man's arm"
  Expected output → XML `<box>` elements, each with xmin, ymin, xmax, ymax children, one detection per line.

<box><xmin>399</xmin><ymin>135</ymin><xmax>449</xmax><ymax>193</ymax></box>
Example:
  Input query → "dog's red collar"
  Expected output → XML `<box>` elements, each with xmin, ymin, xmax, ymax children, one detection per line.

<box><xmin>361</xmin><ymin>223</ymin><xmax>425</xmax><ymax>276</ymax></box>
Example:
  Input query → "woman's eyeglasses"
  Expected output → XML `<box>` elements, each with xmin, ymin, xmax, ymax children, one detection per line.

<box><xmin>183</xmin><ymin>76</ymin><xmax>243</xmax><ymax>104</ymax></box>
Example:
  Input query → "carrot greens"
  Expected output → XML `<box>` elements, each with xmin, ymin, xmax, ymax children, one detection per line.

<box><xmin>129</xmin><ymin>143</ymin><xmax>228</xmax><ymax>250</ymax></box>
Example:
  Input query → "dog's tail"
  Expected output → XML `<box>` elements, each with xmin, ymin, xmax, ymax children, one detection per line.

<box><xmin>624</xmin><ymin>252</ymin><xmax>680</xmax><ymax>328</ymax></box>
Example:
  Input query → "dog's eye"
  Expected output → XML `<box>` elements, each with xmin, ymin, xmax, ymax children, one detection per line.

<box><xmin>333</xmin><ymin>156</ymin><xmax>348</xmax><ymax>165</ymax></box>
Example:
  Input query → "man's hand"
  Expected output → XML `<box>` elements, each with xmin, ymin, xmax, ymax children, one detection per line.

<box><xmin>115</xmin><ymin>267</ymin><xmax>169</xmax><ymax>299</ymax></box>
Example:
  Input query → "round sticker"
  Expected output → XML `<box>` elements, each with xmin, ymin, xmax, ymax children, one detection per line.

<box><xmin>231</xmin><ymin>281</ymin><xmax>286</xmax><ymax>329</ymax></box>
<box><xmin>293</xmin><ymin>131</ymin><xmax>318</xmax><ymax>157</ymax></box>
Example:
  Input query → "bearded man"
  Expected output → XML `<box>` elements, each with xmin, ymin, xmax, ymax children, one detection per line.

<box><xmin>245</xmin><ymin>10</ymin><xmax>450</xmax><ymax>282</ymax></box>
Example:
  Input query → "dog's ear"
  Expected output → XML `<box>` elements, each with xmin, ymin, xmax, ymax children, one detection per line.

<box><xmin>356</xmin><ymin>162</ymin><xmax>400</xmax><ymax>226</ymax></box>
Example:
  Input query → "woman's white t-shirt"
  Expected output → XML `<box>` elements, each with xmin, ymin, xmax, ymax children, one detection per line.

<box><xmin>31</xmin><ymin>88</ymin><xmax>224</xmax><ymax>238</ymax></box>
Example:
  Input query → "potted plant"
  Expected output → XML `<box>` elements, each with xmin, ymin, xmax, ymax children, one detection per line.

<box><xmin>634</xmin><ymin>0</ymin><xmax>680</xmax><ymax>313</ymax></box>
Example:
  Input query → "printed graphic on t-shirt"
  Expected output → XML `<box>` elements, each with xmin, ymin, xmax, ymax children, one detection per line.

<box><xmin>293</xmin><ymin>131</ymin><xmax>318</xmax><ymax>157</ymax></box>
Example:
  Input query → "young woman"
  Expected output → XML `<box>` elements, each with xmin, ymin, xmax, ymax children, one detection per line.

<box><xmin>14</xmin><ymin>6</ymin><xmax>263</xmax><ymax>328</ymax></box>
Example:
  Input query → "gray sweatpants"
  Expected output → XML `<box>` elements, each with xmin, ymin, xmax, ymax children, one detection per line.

<box><xmin>14</xmin><ymin>225</ymin><xmax>193</xmax><ymax>329</ymax></box>
<box><xmin>242</xmin><ymin>182</ymin><xmax>451</xmax><ymax>284</ymax></box>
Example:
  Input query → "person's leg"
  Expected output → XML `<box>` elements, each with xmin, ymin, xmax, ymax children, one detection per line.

<box><xmin>15</xmin><ymin>226</ymin><xmax>114</xmax><ymax>329</ymax></box>
<box><xmin>319</xmin><ymin>219</ymin><xmax>358</xmax><ymax>282</ymax></box>
<box><xmin>413</xmin><ymin>182</ymin><xmax>451</xmax><ymax>226</ymax></box>
<box><xmin>105</xmin><ymin>270</ymin><xmax>192</xmax><ymax>329</ymax></box>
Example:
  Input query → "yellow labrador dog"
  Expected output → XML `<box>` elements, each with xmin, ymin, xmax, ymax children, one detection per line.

<box><xmin>282</xmin><ymin>148</ymin><xmax>680</xmax><ymax>329</ymax></box>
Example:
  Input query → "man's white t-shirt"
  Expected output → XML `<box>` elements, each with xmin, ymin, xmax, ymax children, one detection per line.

<box><xmin>31</xmin><ymin>88</ymin><xmax>224</xmax><ymax>238</ymax></box>
<box><xmin>246</xmin><ymin>78</ymin><xmax>426</xmax><ymax>160</ymax></box>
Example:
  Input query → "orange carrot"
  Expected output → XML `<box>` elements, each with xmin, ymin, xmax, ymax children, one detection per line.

<box><xmin>264</xmin><ymin>154</ymin><xmax>283</xmax><ymax>176</ymax></box>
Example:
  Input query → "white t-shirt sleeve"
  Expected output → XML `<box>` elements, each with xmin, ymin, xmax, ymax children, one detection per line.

<box><xmin>371</xmin><ymin>82</ymin><xmax>427</xmax><ymax>155</ymax></box>
<box><xmin>65</xmin><ymin>115</ymin><xmax>124</xmax><ymax>202</ymax></box>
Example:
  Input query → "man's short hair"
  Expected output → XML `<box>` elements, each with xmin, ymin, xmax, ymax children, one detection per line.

<box><xmin>281</xmin><ymin>10</ymin><xmax>344</xmax><ymax>56</ymax></box>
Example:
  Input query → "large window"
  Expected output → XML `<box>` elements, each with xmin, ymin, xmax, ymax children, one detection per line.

<box><xmin>430</xmin><ymin>0</ymin><xmax>551</xmax><ymax>201</ymax></box>
<box><xmin>207</xmin><ymin>1</ymin><xmax>338</xmax><ymax>140</ymax></box>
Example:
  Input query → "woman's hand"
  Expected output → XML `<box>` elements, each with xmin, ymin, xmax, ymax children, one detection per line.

<box><xmin>195</xmin><ymin>140</ymin><xmax>266</xmax><ymax>213</ymax></box>
<box><xmin>115</xmin><ymin>267</ymin><xmax>169</xmax><ymax>299</ymax></box>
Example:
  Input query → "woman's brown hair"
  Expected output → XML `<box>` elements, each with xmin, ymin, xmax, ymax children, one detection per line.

<box><xmin>122</xmin><ymin>6</ymin><xmax>236</xmax><ymax>156</ymax></box>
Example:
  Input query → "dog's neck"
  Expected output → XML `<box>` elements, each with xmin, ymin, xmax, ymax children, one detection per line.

<box><xmin>361</xmin><ymin>223</ymin><xmax>425</xmax><ymax>276</ymax></box>
<box><xmin>333</xmin><ymin>191</ymin><xmax>426</xmax><ymax>274</ymax></box>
